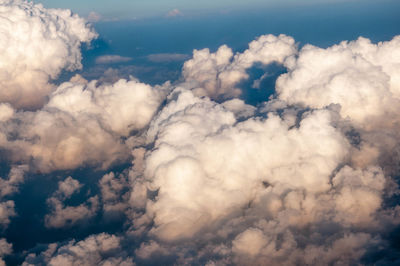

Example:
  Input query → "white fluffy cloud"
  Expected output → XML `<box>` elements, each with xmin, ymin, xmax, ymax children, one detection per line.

<box><xmin>0</xmin><ymin>4</ymin><xmax>399</xmax><ymax>263</ymax></box>
<box><xmin>0</xmin><ymin>77</ymin><xmax>169</xmax><ymax>172</ymax></box>
<box><xmin>276</xmin><ymin>36</ymin><xmax>400</xmax><ymax>126</ymax></box>
<box><xmin>122</xmin><ymin>35</ymin><xmax>400</xmax><ymax>263</ymax></box>
<box><xmin>141</xmin><ymin>89</ymin><xmax>349</xmax><ymax>242</ymax></box>
<box><xmin>182</xmin><ymin>34</ymin><xmax>296</xmax><ymax>99</ymax></box>
<box><xmin>123</xmin><ymin>87</ymin><xmax>396</xmax><ymax>265</ymax></box>
<box><xmin>0</xmin><ymin>0</ymin><xmax>97</xmax><ymax>109</ymax></box>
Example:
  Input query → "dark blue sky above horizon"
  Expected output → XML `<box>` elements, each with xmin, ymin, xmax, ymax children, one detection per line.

<box><xmin>72</xmin><ymin>0</ymin><xmax>400</xmax><ymax>99</ymax></box>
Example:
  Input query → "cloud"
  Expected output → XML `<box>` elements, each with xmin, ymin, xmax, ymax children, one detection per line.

<box><xmin>0</xmin><ymin>0</ymin><xmax>97</xmax><ymax>109</ymax></box>
<box><xmin>0</xmin><ymin>238</ymin><xmax>12</xmax><ymax>266</ymax></box>
<box><xmin>23</xmin><ymin>233</ymin><xmax>134</xmax><ymax>266</ymax></box>
<box><xmin>0</xmin><ymin>77</ymin><xmax>170</xmax><ymax>172</ymax></box>
<box><xmin>96</xmin><ymin>55</ymin><xmax>133</xmax><ymax>64</ymax></box>
<box><xmin>276</xmin><ymin>36</ymin><xmax>400</xmax><ymax>126</ymax></box>
<box><xmin>135</xmin><ymin>89</ymin><xmax>349</xmax><ymax>242</ymax></box>
<box><xmin>88</xmin><ymin>11</ymin><xmax>101</xmax><ymax>22</ymax></box>
<box><xmin>122</xmin><ymin>35</ymin><xmax>400</xmax><ymax>264</ymax></box>
<box><xmin>182</xmin><ymin>34</ymin><xmax>296</xmax><ymax>99</ymax></box>
<box><xmin>147</xmin><ymin>53</ymin><xmax>189</xmax><ymax>63</ymax></box>
<box><xmin>0</xmin><ymin>201</ymin><xmax>15</xmax><ymax>228</ymax></box>
<box><xmin>123</xmin><ymin>86</ymin><xmax>393</xmax><ymax>264</ymax></box>
<box><xmin>0</xmin><ymin>3</ymin><xmax>399</xmax><ymax>263</ymax></box>
<box><xmin>0</xmin><ymin>165</ymin><xmax>27</xmax><ymax>198</ymax></box>
<box><xmin>166</xmin><ymin>9</ymin><xmax>183</xmax><ymax>18</ymax></box>
<box><xmin>0</xmin><ymin>165</ymin><xmax>27</xmax><ymax>231</ymax></box>
<box><xmin>99</xmin><ymin>172</ymin><xmax>130</xmax><ymax>217</ymax></box>
<box><xmin>19</xmin><ymin>33</ymin><xmax>398</xmax><ymax>265</ymax></box>
<box><xmin>45</xmin><ymin>177</ymin><xmax>99</xmax><ymax>228</ymax></box>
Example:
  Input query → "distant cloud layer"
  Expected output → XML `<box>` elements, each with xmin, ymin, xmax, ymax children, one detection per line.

<box><xmin>87</xmin><ymin>11</ymin><xmax>102</xmax><ymax>22</ymax></box>
<box><xmin>0</xmin><ymin>1</ymin><xmax>400</xmax><ymax>265</ymax></box>
<box><xmin>166</xmin><ymin>8</ymin><xmax>183</xmax><ymax>17</ymax></box>
<box><xmin>96</xmin><ymin>55</ymin><xmax>133</xmax><ymax>64</ymax></box>
<box><xmin>147</xmin><ymin>53</ymin><xmax>189</xmax><ymax>63</ymax></box>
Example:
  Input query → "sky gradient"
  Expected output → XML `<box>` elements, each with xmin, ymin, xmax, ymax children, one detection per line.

<box><xmin>34</xmin><ymin>0</ymin><xmax>384</xmax><ymax>19</ymax></box>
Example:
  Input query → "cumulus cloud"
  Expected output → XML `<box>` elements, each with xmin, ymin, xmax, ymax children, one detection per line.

<box><xmin>0</xmin><ymin>200</ymin><xmax>15</xmax><ymax>228</ymax></box>
<box><xmin>99</xmin><ymin>172</ymin><xmax>130</xmax><ymax>217</ymax></box>
<box><xmin>0</xmin><ymin>238</ymin><xmax>12</xmax><ymax>266</ymax></box>
<box><xmin>0</xmin><ymin>0</ymin><xmax>97</xmax><ymax>109</ymax></box>
<box><xmin>23</xmin><ymin>233</ymin><xmax>134</xmax><ymax>266</ymax></box>
<box><xmin>45</xmin><ymin>176</ymin><xmax>99</xmax><ymax>228</ymax></box>
<box><xmin>133</xmin><ymin>89</ymin><xmax>349</xmax><ymax>241</ymax></box>
<box><xmin>276</xmin><ymin>36</ymin><xmax>400</xmax><ymax>125</ymax></box>
<box><xmin>0</xmin><ymin>165</ymin><xmax>27</xmax><ymax>198</ymax></box>
<box><xmin>120</xmin><ymin>35</ymin><xmax>400</xmax><ymax>264</ymax></box>
<box><xmin>120</xmin><ymin>86</ymin><xmax>396</xmax><ymax>265</ymax></box>
<box><xmin>96</xmin><ymin>55</ymin><xmax>133</xmax><ymax>64</ymax></box>
<box><xmin>0</xmin><ymin>165</ymin><xmax>26</xmax><ymax>230</ymax></box>
<box><xmin>275</xmin><ymin>35</ymin><xmax>400</xmax><ymax>178</ymax></box>
<box><xmin>182</xmin><ymin>34</ymin><xmax>296</xmax><ymax>99</ymax></box>
<box><xmin>0</xmin><ymin>2</ymin><xmax>399</xmax><ymax>263</ymax></box>
<box><xmin>0</xmin><ymin>77</ymin><xmax>169</xmax><ymax>172</ymax></box>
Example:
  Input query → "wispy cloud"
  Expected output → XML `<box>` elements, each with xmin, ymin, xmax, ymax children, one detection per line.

<box><xmin>87</xmin><ymin>11</ymin><xmax>102</xmax><ymax>22</ymax></box>
<box><xmin>147</xmin><ymin>53</ymin><xmax>189</xmax><ymax>62</ymax></box>
<box><xmin>166</xmin><ymin>8</ymin><xmax>183</xmax><ymax>17</ymax></box>
<box><xmin>96</xmin><ymin>55</ymin><xmax>132</xmax><ymax>64</ymax></box>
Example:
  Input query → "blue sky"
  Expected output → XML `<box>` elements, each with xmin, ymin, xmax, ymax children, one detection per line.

<box><xmin>71</xmin><ymin>0</ymin><xmax>400</xmax><ymax>90</ymax></box>
<box><xmin>35</xmin><ymin>0</ymin><xmax>367</xmax><ymax>19</ymax></box>
<box><xmin>36</xmin><ymin>0</ymin><xmax>268</xmax><ymax>18</ymax></box>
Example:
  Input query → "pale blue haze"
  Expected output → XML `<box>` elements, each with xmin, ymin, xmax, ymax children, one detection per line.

<box><xmin>35</xmin><ymin>0</ymin><xmax>376</xmax><ymax>19</ymax></box>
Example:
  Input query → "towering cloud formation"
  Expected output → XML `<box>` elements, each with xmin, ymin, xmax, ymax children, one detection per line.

<box><xmin>126</xmin><ymin>88</ymin><xmax>393</xmax><ymax>265</ymax></box>
<box><xmin>0</xmin><ymin>0</ymin><xmax>97</xmax><ymax>109</ymax></box>
<box><xmin>141</xmin><ymin>89</ymin><xmax>348</xmax><ymax>242</ymax></box>
<box><xmin>125</xmin><ymin>35</ymin><xmax>400</xmax><ymax>265</ymax></box>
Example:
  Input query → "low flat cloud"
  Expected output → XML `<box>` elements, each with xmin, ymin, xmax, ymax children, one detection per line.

<box><xmin>95</xmin><ymin>55</ymin><xmax>133</xmax><ymax>64</ymax></box>
<box><xmin>87</xmin><ymin>11</ymin><xmax>102</xmax><ymax>22</ymax></box>
<box><xmin>147</xmin><ymin>53</ymin><xmax>189</xmax><ymax>63</ymax></box>
<box><xmin>166</xmin><ymin>8</ymin><xmax>183</xmax><ymax>17</ymax></box>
